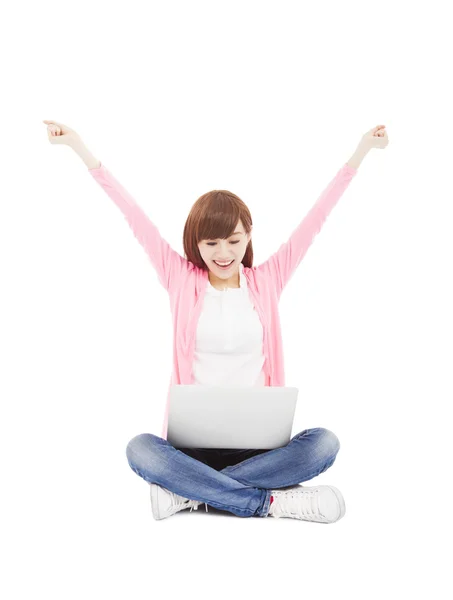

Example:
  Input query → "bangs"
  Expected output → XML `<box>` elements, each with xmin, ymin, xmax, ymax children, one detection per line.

<box><xmin>196</xmin><ymin>193</ymin><xmax>241</xmax><ymax>242</ymax></box>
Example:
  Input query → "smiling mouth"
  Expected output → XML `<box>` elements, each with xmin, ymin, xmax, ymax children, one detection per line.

<box><xmin>213</xmin><ymin>260</ymin><xmax>234</xmax><ymax>268</ymax></box>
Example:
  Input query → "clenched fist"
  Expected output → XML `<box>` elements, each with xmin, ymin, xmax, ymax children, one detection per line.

<box><xmin>42</xmin><ymin>120</ymin><xmax>82</xmax><ymax>147</ymax></box>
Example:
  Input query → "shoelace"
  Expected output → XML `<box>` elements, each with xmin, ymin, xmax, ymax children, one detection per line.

<box><xmin>270</xmin><ymin>488</ymin><xmax>328</xmax><ymax>522</ymax></box>
<box><xmin>167</xmin><ymin>491</ymin><xmax>208</xmax><ymax>514</ymax></box>
<box><xmin>189</xmin><ymin>501</ymin><xmax>209</xmax><ymax>513</ymax></box>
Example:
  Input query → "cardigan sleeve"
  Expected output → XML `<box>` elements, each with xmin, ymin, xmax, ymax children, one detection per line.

<box><xmin>87</xmin><ymin>163</ymin><xmax>186</xmax><ymax>293</ymax></box>
<box><xmin>256</xmin><ymin>163</ymin><xmax>358</xmax><ymax>298</ymax></box>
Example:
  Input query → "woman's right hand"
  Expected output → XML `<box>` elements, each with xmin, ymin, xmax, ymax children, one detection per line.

<box><xmin>42</xmin><ymin>120</ymin><xmax>82</xmax><ymax>147</ymax></box>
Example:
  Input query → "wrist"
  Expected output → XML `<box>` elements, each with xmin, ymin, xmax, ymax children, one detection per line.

<box><xmin>71</xmin><ymin>139</ymin><xmax>100</xmax><ymax>170</ymax></box>
<box><xmin>347</xmin><ymin>140</ymin><xmax>370</xmax><ymax>169</ymax></box>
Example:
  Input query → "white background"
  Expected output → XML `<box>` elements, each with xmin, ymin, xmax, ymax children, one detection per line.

<box><xmin>1</xmin><ymin>0</ymin><xmax>452</xmax><ymax>598</ymax></box>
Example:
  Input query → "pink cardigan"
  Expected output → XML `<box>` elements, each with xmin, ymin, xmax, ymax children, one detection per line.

<box><xmin>88</xmin><ymin>162</ymin><xmax>358</xmax><ymax>439</ymax></box>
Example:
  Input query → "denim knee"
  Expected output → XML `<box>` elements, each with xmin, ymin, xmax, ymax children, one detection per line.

<box><xmin>316</xmin><ymin>427</ymin><xmax>341</xmax><ymax>456</ymax></box>
<box><xmin>126</xmin><ymin>433</ymin><xmax>157</xmax><ymax>464</ymax></box>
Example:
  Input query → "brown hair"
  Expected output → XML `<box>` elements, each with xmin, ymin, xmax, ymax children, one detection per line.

<box><xmin>183</xmin><ymin>190</ymin><xmax>254</xmax><ymax>271</ymax></box>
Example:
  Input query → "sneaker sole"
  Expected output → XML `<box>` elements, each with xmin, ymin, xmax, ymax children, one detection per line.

<box><xmin>150</xmin><ymin>483</ymin><xmax>164</xmax><ymax>520</ymax></box>
<box><xmin>323</xmin><ymin>485</ymin><xmax>346</xmax><ymax>522</ymax></box>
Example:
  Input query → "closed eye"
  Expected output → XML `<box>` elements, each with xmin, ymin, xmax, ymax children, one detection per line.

<box><xmin>207</xmin><ymin>241</ymin><xmax>240</xmax><ymax>246</ymax></box>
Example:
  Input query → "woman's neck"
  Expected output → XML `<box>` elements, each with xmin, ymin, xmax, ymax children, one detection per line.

<box><xmin>208</xmin><ymin>268</ymin><xmax>240</xmax><ymax>290</ymax></box>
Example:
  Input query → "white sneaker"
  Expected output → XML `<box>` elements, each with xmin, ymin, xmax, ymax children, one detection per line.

<box><xmin>268</xmin><ymin>484</ymin><xmax>346</xmax><ymax>523</ymax></box>
<box><xmin>149</xmin><ymin>483</ymin><xmax>209</xmax><ymax>520</ymax></box>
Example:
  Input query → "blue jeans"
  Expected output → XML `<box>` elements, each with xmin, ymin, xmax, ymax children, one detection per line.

<box><xmin>126</xmin><ymin>427</ymin><xmax>340</xmax><ymax>518</ymax></box>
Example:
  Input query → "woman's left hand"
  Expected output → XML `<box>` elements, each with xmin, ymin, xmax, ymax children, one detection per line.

<box><xmin>361</xmin><ymin>124</ymin><xmax>389</xmax><ymax>150</ymax></box>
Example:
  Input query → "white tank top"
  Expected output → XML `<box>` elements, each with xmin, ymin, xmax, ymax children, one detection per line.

<box><xmin>192</xmin><ymin>262</ymin><xmax>266</xmax><ymax>387</ymax></box>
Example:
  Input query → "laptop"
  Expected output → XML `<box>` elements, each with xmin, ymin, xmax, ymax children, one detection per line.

<box><xmin>167</xmin><ymin>384</ymin><xmax>298</xmax><ymax>450</ymax></box>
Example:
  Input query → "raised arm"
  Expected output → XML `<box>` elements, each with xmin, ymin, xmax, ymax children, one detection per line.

<box><xmin>83</xmin><ymin>156</ymin><xmax>186</xmax><ymax>293</ymax></box>
<box><xmin>43</xmin><ymin>119</ymin><xmax>186</xmax><ymax>293</ymax></box>
<box><xmin>256</xmin><ymin>125</ymin><xmax>389</xmax><ymax>298</ymax></box>
<box><xmin>256</xmin><ymin>162</ymin><xmax>358</xmax><ymax>297</ymax></box>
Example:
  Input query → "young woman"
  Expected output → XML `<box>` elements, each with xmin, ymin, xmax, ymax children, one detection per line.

<box><xmin>43</xmin><ymin>120</ymin><xmax>388</xmax><ymax>523</ymax></box>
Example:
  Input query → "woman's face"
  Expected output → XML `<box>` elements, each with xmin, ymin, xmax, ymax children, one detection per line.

<box><xmin>197</xmin><ymin>219</ymin><xmax>251</xmax><ymax>280</ymax></box>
